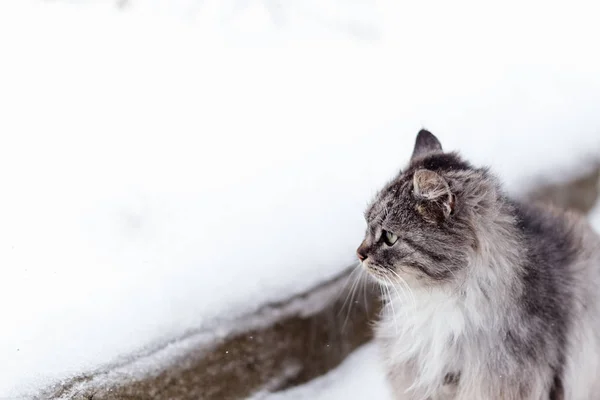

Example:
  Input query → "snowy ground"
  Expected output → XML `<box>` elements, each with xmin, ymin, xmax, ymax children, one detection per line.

<box><xmin>1</xmin><ymin>0</ymin><xmax>600</xmax><ymax>398</ymax></box>
<box><xmin>261</xmin><ymin>343</ymin><xmax>393</xmax><ymax>400</ymax></box>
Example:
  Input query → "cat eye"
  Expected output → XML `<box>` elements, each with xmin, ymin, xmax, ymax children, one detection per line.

<box><xmin>382</xmin><ymin>230</ymin><xmax>398</xmax><ymax>246</ymax></box>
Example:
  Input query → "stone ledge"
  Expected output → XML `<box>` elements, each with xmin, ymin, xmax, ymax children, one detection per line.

<box><xmin>528</xmin><ymin>166</ymin><xmax>600</xmax><ymax>213</ymax></box>
<box><xmin>46</xmin><ymin>270</ymin><xmax>380</xmax><ymax>400</ymax></box>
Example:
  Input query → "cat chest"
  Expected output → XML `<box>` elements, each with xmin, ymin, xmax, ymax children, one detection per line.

<box><xmin>377</xmin><ymin>299</ymin><xmax>466</xmax><ymax>389</ymax></box>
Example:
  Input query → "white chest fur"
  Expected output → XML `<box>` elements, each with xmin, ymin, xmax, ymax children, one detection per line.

<box><xmin>376</xmin><ymin>287</ymin><xmax>467</xmax><ymax>398</ymax></box>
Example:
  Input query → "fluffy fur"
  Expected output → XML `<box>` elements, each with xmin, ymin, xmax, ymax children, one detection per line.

<box><xmin>357</xmin><ymin>130</ymin><xmax>600</xmax><ymax>400</ymax></box>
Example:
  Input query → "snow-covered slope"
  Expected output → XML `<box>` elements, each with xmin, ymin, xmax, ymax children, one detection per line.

<box><xmin>1</xmin><ymin>0</ymin><xmax>600</xmax><ymax>397</ymax></box>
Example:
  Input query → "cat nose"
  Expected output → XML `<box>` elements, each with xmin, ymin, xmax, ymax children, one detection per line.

<box><xmin>357</xmin><ymin>251</ymin><xmax>367</xmax><ymax>262</ymax></box>
<box><xmin>357</xmin><ymin>242</ymin><xmax>368</xmax><ymax>261</ymax></box>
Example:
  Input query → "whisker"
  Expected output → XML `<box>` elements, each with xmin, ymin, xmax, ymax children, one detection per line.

<box><xmin>377</xmin><ymin>280</ymin><xmax>386</xmax><ymax>307</ymax></box>
<box><xmin>338</xmin><ymin>264</ymin><xmax>362</xmax><ymax>320</ymax></box>
<box><xmin>389</xmin><ymin>268</ymin><xmax>416</xmax><ymax>308</ymax></box>
<box><xmin>336</xmin><ymin>263</ymin><xmax>361</xmax><ymax>302</ymax></box>
<box><xmin>342</xmin><ymin>264</ymin><xmax>365</xmax><ymax>331</ymax></box>
<box><xmin>385</xmin><ymin>273</ymin><xmax>409</xmax><ymax>319</ymax></box>
<box><xmin>361</xmin><ymin>269</ymin><xmax>369</xmax><ymax>315</ymax></box>
<box><xmin>383</xmin><ymin>276</ymin><xmax>399</xmax><ymax>333</ymax></box>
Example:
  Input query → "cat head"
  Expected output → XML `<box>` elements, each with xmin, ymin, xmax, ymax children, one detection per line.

<box><xmin>357</xmin><ymin>130</ymin><xmax>501</xmax><ymax>286</ymax></box>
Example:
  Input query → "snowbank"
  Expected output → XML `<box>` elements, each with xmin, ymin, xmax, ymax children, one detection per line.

<box><xmin>1</xmin><ymin>0</ymin><xmax>600</xmax><ymax>397</ymax></box>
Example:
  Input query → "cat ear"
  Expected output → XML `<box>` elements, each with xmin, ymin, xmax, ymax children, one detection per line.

<box><xmin>413</xmin><ymin>169</ymin><xmax>455</xmax><ymax>222</ymax></box>
<box><xmin>411</xmin><ymin>129</ymin><xmax>443</xmax><ymax>160</ymax></box>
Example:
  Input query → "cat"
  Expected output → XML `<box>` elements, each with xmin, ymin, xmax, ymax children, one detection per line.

<box><xmin>357</xmin><ymin>130</ymin><xmax>600</xmax><ymax>400</ymax></box>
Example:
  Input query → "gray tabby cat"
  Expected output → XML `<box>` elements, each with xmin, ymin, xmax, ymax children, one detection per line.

<box><xmin>357</xmin><ymin>130</ymin><xmax>600</xmax><ymax>400</ymax></box>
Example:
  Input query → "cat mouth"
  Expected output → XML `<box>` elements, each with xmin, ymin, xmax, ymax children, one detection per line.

<box><xmin>361</xmin><ymin>261</ymin><xmax>415</xmax><ymax>286</ymax></box>
<box><xmin>361</xmin><ymin>261</ymin><xmax>392</xmax><ymax>282</ymax></box>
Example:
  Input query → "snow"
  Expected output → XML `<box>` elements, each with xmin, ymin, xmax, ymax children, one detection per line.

<box><xmin>260</xmin><ymin>343</ymin><xmax>393</xmax><ymax>400</ymax></box>
<box><xmin>51</xmin><ymin>274</ymin><xmax>346</xmax><ymax>399</ymax></box>
<box><xmin>1</xmin><ymin>0</ymin><xmax>600</xmax><ymax>398</ymax></box>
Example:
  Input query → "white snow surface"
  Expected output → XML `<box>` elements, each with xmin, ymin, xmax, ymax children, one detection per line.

<box><xmin>260</xmin><ymin>343</ymin><xmax>393</xmax><ymax>400</ymax></box>
<box><xmin>1</xmin><ymin>0</ymin><xmax>600</xmax><ymax>397</ymax></box>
